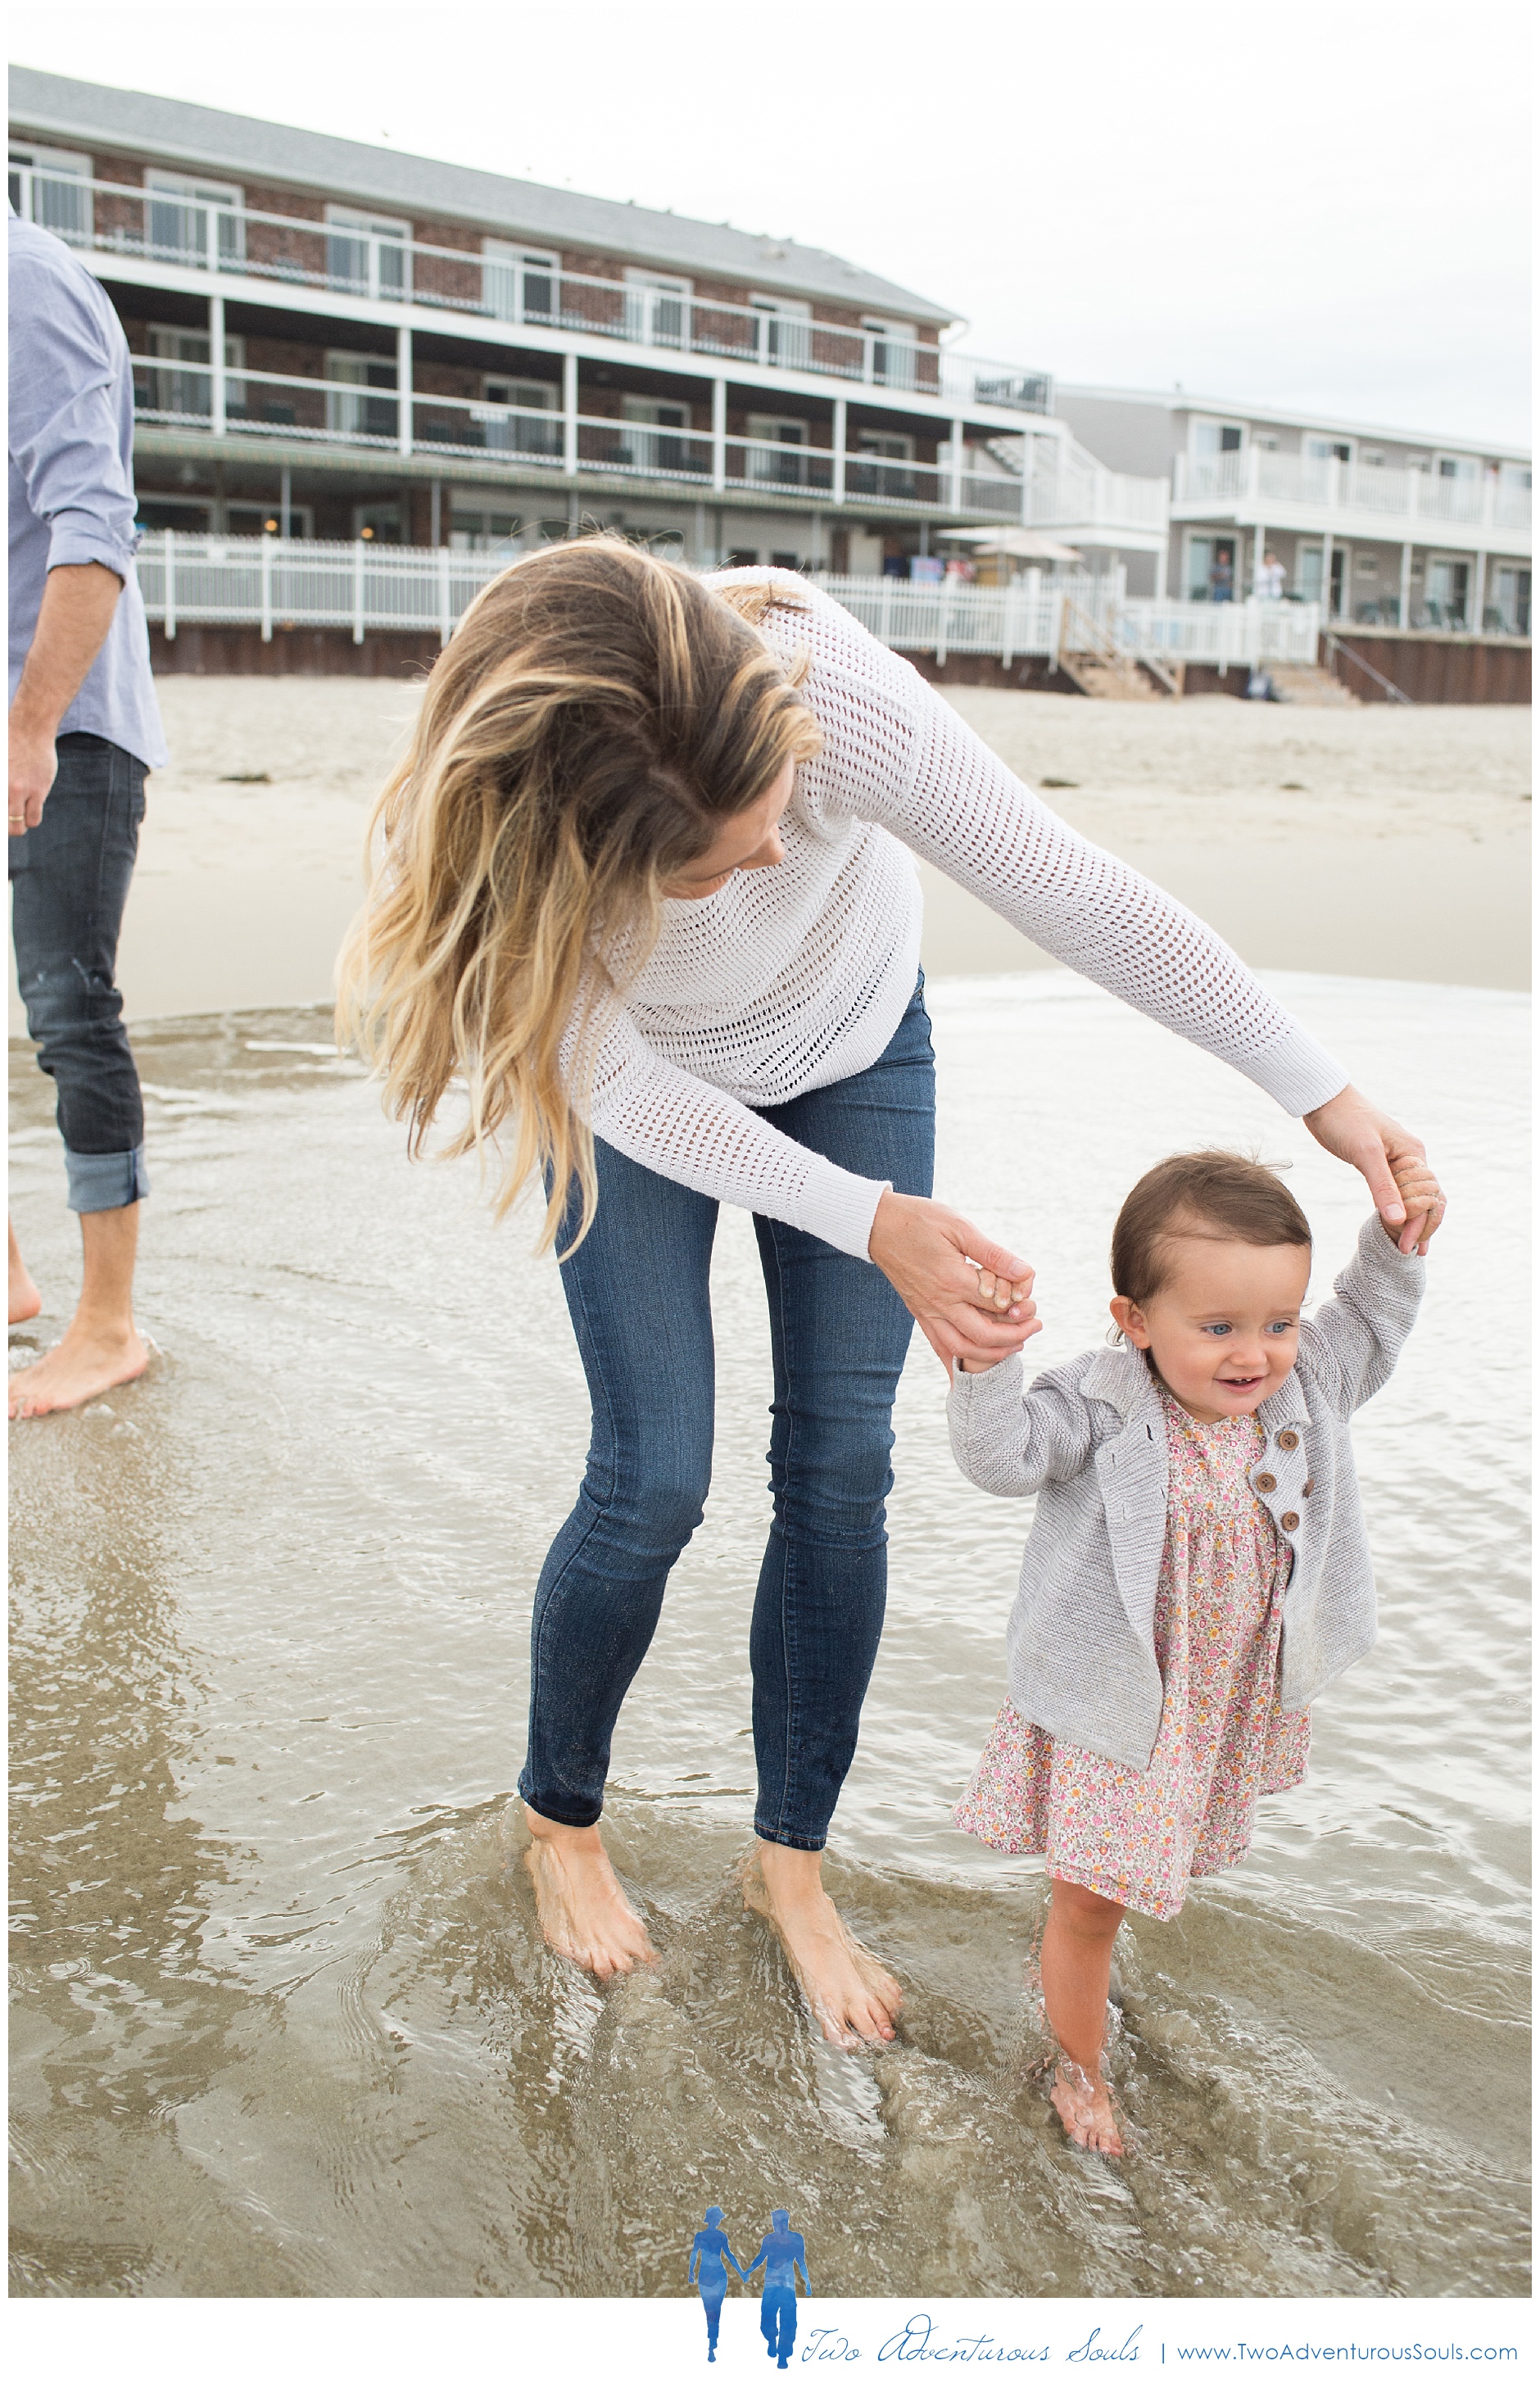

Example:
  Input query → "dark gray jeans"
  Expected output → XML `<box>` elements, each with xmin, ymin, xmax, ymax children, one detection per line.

<box><xmin>9</xmin><ymin>732</ymin><xmax>149</xmax><ymax>1212</ymax></box>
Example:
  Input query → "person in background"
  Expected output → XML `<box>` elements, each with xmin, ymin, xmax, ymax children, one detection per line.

<box><xmin>1254</xmin><ymin>547</ymin><xmax>1287</xmax><ymax>601</ymax></box>
<box><xmin>1208</xmin><ymin>546</ymin><xmax>1235</xmax><ymax>603</ymax></box>
<box><xmin>8</xmin><ymin>204</ymin><xmax>168</xmax><ymax>1418</ymax></box>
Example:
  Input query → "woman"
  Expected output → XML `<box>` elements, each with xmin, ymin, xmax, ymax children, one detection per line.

<box><xmin>688</xmin><ymin>2206</ymin><xmax>746</xmax><ymax>2361</ymax></box>
<box><xmin>340</xmin><ymin>542</ymin><xmax>1440</xmax><ymax>2049</ymax></box>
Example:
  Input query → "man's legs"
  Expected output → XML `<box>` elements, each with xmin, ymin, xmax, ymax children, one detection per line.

<box><xmin>9</xmin><ymin>735</ymin><xmax>149</xmax><ymax>1416</ymax></box>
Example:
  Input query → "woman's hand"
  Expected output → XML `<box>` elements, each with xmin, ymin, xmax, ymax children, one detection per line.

<box><xmin>1302</xmin><ymin>1084</ymin><xmax>1445</xmax><ymax>1254</ymax></box>
<box><xmin>868</xmin><ymin>1189</ymin><xmax>1041</xmax><ymax>1372</ymax></box>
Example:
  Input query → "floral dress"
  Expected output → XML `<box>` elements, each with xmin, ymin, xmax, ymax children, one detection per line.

<box><xmin>954</xmin><ymin>1386</ymin><xmax>1311</xmax><ymax>1919</ymax></box>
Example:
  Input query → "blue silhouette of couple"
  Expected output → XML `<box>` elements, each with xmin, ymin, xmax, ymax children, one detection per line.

<box><xmin>688</xmin><ymin>2206</ymin><xmax>811</xmax><ymax>2367</ymax></box>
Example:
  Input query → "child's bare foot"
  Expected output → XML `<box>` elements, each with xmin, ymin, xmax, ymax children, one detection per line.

<box><xmin>1050</xmin><ymin>2055</ymin><xmax>1125</xmax><ymax>2156</ymax></box>
<box><xmin>741</xmin><ymin>1841</ymin><xmax>902</xmax><ymax>2050</ymax></box>
<box><xmin>7</xmin><ymin>1319</ymin><xmax>148</xmax><ymax>1417</ymax></box>
<box><xmin>523</xmin><ymin>1806</ymin><xmax>657</xmax><ymax>1978</ymax></box>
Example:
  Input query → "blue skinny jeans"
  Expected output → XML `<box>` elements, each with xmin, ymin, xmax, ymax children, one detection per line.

<box><xmin>519</xmin><ymin>977</ymin><xmax>935</xmax><ymax>1850</ymax></box>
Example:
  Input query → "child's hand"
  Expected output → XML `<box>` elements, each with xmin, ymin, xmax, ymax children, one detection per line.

<box><xmin>1382</xmin><ymin>1156</ymin><xmax>1444</xmax><ymax>1253</ymax></box>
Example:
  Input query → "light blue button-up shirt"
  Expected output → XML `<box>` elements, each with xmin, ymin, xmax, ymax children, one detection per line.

<box><xmin>7</xmin><ymin>210</ymin><xmax>167</xmax><ymax>770</ymax></box>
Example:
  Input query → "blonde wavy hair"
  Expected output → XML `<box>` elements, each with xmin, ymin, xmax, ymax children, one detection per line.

<box><xmin>337</xmin><ymin>538</ymin><xmax>822</xmax><ymax>1253</ymax></box>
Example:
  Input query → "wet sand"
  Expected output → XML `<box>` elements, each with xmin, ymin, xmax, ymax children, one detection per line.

<box><xmin>7</xmin><ymin>680</ymin><xmax>1528</xmax><ymax>1032</ymax></box>
<box><xmin>9</xmin><ymin>970</ymin><xmax>1529</xmax><ymax>2296</ymax></box>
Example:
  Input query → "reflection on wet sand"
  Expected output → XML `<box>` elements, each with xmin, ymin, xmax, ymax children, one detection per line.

<box><xmin>8</xmin><ymin>974</ymin><xmax>1529</xmax><ymax>2295</ymax></box>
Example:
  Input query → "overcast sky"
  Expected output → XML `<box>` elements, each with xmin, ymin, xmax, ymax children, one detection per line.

<box><xmin>12</xmin><ymin>0</ymin><xmax>1533</xmax><ymax>443</ymax></box>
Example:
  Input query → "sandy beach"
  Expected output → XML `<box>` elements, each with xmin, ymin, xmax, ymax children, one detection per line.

<box><xmin>7</xmin><ymin>678</ymin><xmax>1531</xmax><ymax>1031</ymax></box>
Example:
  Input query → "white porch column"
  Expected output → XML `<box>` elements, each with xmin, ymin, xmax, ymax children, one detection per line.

<box><xmin>1154</xmin><ymin>536</ymin><xmax>1168</xmax><ymax>602</ymax></box>
<box><xmin>562</xmin><ymin>352</ymin><xmax>578</xmax><ymax>477</ymax></box>
<box><xmin>209</xmin><ymin>290</ymin><xmax>226</xmax><ymax>437</ymax></box>
<box><xmin>711</xmin><ymin>377</ymin><xmax>727</xmax><ymax>493</ymax></box>
<box><xmin>396</xmin><ymin>324</ymin><xmax>412</xmax><ymax>456</ymax></box>
<box><xmin>1399</xmin><ymin>541</ymin><xmax>1413</xmax><ymax>628</ymax></box>
<box><xmin>949</xmin><ymin>415</ymin><xmax>964</xmax><ymax>514</ymax></box>
<box><xmin>429</xmin><ymin>476</ymin><xmax>441</xmax><ymax>546</ymax></box>
<box><xmin>1320</xmin><ymin>528</ymin><xmax>1334</xmax><ymax>622</ymax></box>
<box><xmin>279</xmin><ymin>463</ymin><xmax>292</xmax><ymax>540</ymax></box>
<box><xmin>1252</xmin><ymin>521</ymin><xmax>1266</xmax><ymax>594</ymax></box>
<box><xmin>1470</xmin><ymin>550</ymin><xmax>1487</xmax><ymax>632</ymax></box>
<box><xmin>831</xmin><ymin>396</ymin><xmax>847</xmax><ymax>509</ymax></box>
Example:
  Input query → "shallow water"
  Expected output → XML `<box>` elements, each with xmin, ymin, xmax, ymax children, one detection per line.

<box><xmin>9</xmin><ymin>971</ymin><xmax>1529</xmax><ymax>2298</ymax></box>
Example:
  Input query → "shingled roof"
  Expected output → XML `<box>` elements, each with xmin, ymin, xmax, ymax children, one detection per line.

<box><xmin>9</xmin><ymin>67</ymin><xmax>959</xmax><ymax>325</ymax></box>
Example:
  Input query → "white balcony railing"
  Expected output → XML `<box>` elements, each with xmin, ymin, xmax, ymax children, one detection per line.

<box><xmin>1026</xmin><ymin>437</ymin><xmax>1168</xmax><ymax>533</ymax></box>
<box><xmin>125</xmin><ymin>352</ymin><xmax>1168</xmax><ymax>528</ymax></box>
<box><xmin>10</xmin><ymin>165</ymin><xmax>1053</xmax><ymax>415</ymax></box>
<box><xmin>1172</xmin><ymin>447</ymin><xmax>1531</xmax><ymax>542</ymax></box>
<box><xmin>132</xmin><ymin>534</ymin><xmax>1318</xmax><ymax>671</ymax></box>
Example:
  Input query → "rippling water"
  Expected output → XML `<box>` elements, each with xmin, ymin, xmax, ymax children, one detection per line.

<box><xmin>8</xmin><ymin>972</ymin><xmax>1529</xmax><ymax>2297</ymax></box>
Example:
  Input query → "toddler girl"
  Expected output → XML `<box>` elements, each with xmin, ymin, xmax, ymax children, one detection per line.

<box><xmin>949</xmin><ymin>1150</ymin><xmax>1434</xmax><ymax>2156</ymax></box>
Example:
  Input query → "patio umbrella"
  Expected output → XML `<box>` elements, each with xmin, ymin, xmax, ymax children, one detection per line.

<box><xmin>937</xmin><ymin>526</ymin><xmax>1085</xmax><ymax>562</ymax></box>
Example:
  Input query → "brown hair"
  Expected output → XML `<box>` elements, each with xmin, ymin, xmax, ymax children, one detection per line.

<box><xmin>336</xmin><ymin>539</ymin><xmax>822</xmax><ymax>1254</ymax></box>
<box><xmin>1111</xmin><ymin>1151</ymin><xmax>1311</xmax><ymax>1308</ymax></box>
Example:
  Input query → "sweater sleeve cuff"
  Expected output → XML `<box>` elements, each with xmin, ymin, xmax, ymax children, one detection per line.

<box><xmin>1239</xmin><ymin>1018</ymin><xmax>1349</xmax><ymax>1117</ymax></box>
<box><xmin>946</xmin><ymin>1348</ymin><xmax>1026</xmax><ymax>1417</ymax></box>
<box><xmin>799</xmin><ymin>1158</ymin><xmax>890</xmax><ymax>1261</ymax></box>
<box><xmin>1352</xmin><ymin>1208</ymin><xmax>1428</xmax><ymax>1278</ymax></box>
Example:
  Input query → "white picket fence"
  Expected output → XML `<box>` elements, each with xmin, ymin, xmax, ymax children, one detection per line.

<box><xmin>134</xmin><ymin>534</ymin><xmax>1322</xmax><ymax>669</ymax></box>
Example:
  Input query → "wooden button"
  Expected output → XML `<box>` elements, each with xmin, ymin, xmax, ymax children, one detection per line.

<box><xmin>1255</xmin><ymin>1471</ymin><xmax>1277</xmax><ymax>1493</ymax></box>
<box><xmin>1278</xmin><ymin>1430</ymin><xmax>1300</xmax><ymax>1450</ymax></box>
<box><xmin>1280</xmin><ymin>1511</ymin><xmax>1300</xmax><ymax>1531</ymax></box>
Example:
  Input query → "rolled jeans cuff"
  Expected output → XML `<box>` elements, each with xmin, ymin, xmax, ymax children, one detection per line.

<box><xmin>64</xmin><ymin>1143</ymin><xmax>150</xmax><ymax>1214</ymax></box>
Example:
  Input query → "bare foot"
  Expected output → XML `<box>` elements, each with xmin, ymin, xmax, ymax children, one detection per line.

<box><xmin>741</xmin><ymin>1841</ymin><xmax>902</xmax><ymax>2050</ymax></box>
<box><xmin>523</xmin><ymin>1806</ymin><xmax>657</xmax><ymax>1979</ymax></box>
<box><xmin>1050</xmin><ymin>2055</ymin><xmax>1125</xmax><ymax>2157</ymax></box>
<box><xmin>8</xmin><ymin>1320</ymin><xmax>148</xmax><ymax>1418</ymax></box>
<box><xmin>8</xmin><ymin>1224</ymin><xmax>42</xmax><ymax>1326</ymax></box>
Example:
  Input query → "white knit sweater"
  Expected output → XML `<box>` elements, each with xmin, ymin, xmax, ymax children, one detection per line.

<box><xmin>582</xmin><ymin>571</ymin><xmax>1347</xmax><ymax>1259</ymax></box>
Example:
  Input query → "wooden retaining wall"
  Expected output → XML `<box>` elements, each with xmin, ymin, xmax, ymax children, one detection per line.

<box><xmin>147</xmin><ymin>623</ymin><xmax>1532</xmax><ymax>704</ymax></box>
<box><xmin>1323</xmin><ymin>632</ymin><xmax>1531</xmax><ymax>705</ymax></box>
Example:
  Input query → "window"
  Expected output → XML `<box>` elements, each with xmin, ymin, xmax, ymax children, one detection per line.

<box><xmin>448</xmin><ymin>500</ymin><xmax>523</xmax><ymax>553</ymax></box>
<box><xmin>477</xmin><ymin>376</ymin><xmax>560</xmax><ymax>458</ymax></box>
<box><xmin>1305</xmin><ymin>436</ymin><xmax>1352</xmax><ymax>462</ymax></box>
<box><xmin>1489</xmin><ymin>565</ymin><xmax>1530</xmax><ymax>635</ymax></box>
<box><xmin>863</xmin><ymin>319</ymin><xmax>917</xmax><ymax>389</ymax></box>
<box><xmin>848</xmin><ymin>429</ymin><xmax>915</xmax><ymax>499</ymax></box>
<box><xmin>746</xmin><ymin>413</ymin><xmax>809</xmax><ymax>487</ymax></box>
<box><xmin>352</xmin><ymin>502</ymin><xmax>404</xmax><ymax>545</ymax></box>
<box><xmin>619</xmin><ymin>393</ymin><xmax>695</xmax><ymax>474</ymax></box>
<box><xmin>1436</xmin><ymin>454</ymin><xmax>1478</xmax><ymax>481</ymax></box>
<box><xmin>137</xmin><ymin>325</ymin><xmax>247</xmax><ymax>420</ymax></box>
<box><xmin>1497</xmin><ymin>460</ymin><xmax>1532</xmax><ymax>492</ymax></box>
<box><xmin>1192</xmin><ymin>420</ymin><xmax>1245</xmax><ymax>455</ymax></box>
<box><xmin>482</xmin><ymin>241</ymin><xmax>559</xmax><ymax>324</ymax></box>
<box><xmin>624</xmin><ymin>270</ymin><xmax>691</xmax><ymax>350</ymax></box>
<box><xmin>326</xmin><ymin>206</ymin><xmax>410</xmax><ymax>301</ymax></box>
<box><xmin>148</xmin><ymin>171</ymin><xmax>244</xmax><ymax>270</ymax></box>
<box><xmin>1361</xmin><ymin>449</ymin><xmax>1387</xmax><ymax>469</ymax></box>
<box><xmin>326</xmin><ymin>350</ymin><xmax>399</xmax><ymax>442</ymax></box>
<box><xmin>227</xmin><ymin>500</ymin><xmax>313</xmax><ymax>539</ymax></box>
<box><xmin>8</xmin><ymin>143</ymin><xmax>93</xmax><ymax>242</ymax></box>
<box><xmin>1423</xmin><ymin>556</ymin><xmax>1470</xmax><ymax>628</ymax></box>
<box><xmin>750</xmin><ymin>294</ymin><xmax>812</xmax><ymax>371</ymax></box>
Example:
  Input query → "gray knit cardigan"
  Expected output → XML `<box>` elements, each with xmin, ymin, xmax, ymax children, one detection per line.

<box><xmin>946</xmin><ymin>1212</ymin><xmax>1425</xmax><ymax>1771</ymax></box>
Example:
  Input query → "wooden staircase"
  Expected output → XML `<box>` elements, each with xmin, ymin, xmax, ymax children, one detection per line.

<box><xmin>1266</xmin><ymin>661</ymin><xmax>1361</xmax><ymax>707</ymax></box>
<box><xmin>1058</xmin><ymin>597</ymin><xmax>1180</xmax><ymax>700</ymax></box>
